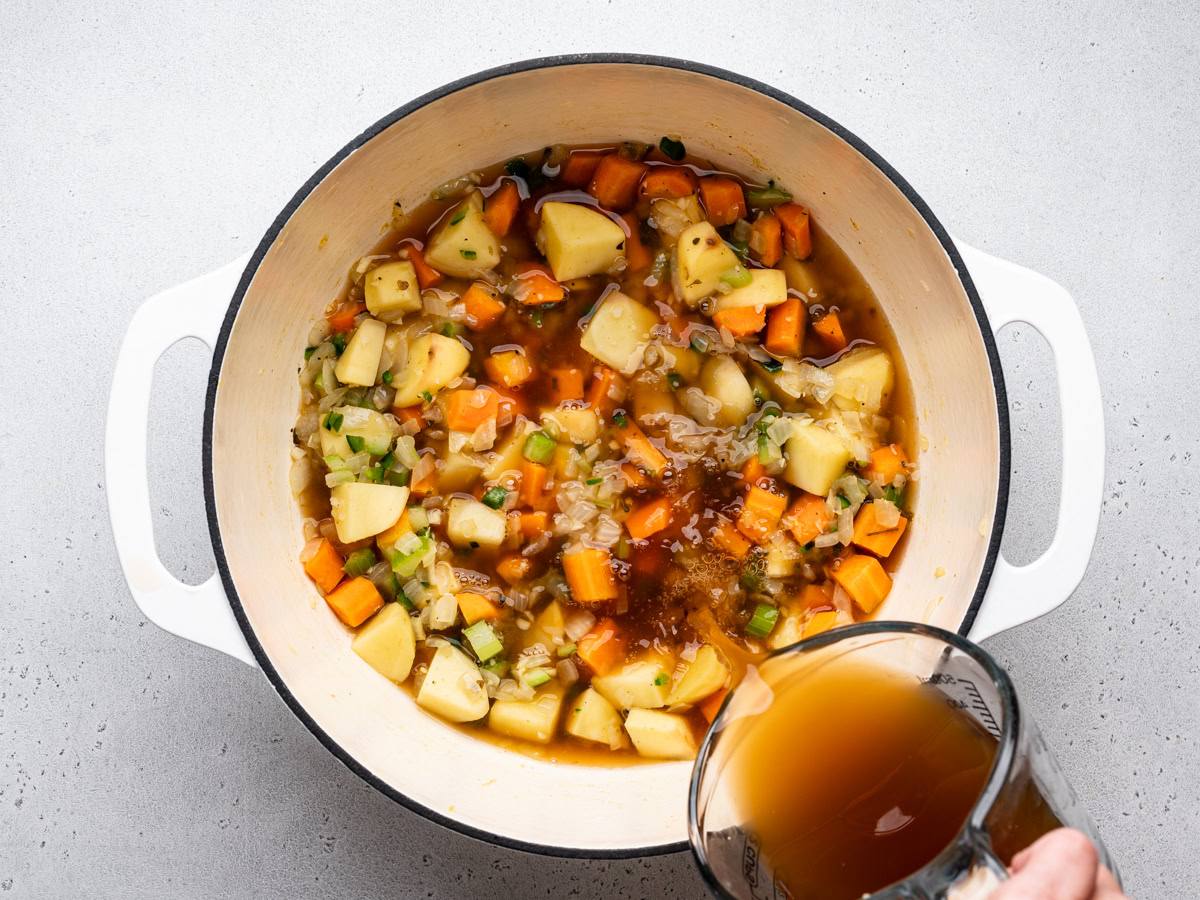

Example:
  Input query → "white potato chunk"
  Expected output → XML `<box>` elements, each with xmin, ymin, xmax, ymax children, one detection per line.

<box><xmin>591</xmin><ymin>656</ymin><xmax>672</xmax><ymax>710</ymax></box>
<box><xmin>665</xmin><ymin>645</ymin><xmax>728</xmax><ymax>706</ymax></box>
<box><xmin>488</xmin><ymin>689</ymin><xmax>564</xmax><ymax>744</ymax></box>
<box><xmin>391</xmin><ymin>333</ymin><xmax>471</xmax><ymax>407</ymax></box>
<box><xmin>538</xmin><ymin>201</ymin><xmax>626</xmax><ymax>281</ymax></box>
<box><xmin>765</xmin><ymin>532</ymin><xmax>801</xmax><ymax>578</ymax></box>
<box><xmin>522</xmin><ymin>600</ymin><xmax>566</xmax><ymax>652</ymax></box>
<box><xmin>423</xmin><ymin>195</ymin><xmax>501</xmax><ymax>278</ymax></box>
<box><xmin>320</xmin><ymin>406</ymin><xmax>395</xmax><ymax>460</ymax></box>
<box><xmin>579</xmin><ymin>291</ymin><xmax>661</xmax><ymax>375</ymax></box>
<box><xmin>351</xmin><ymin>602</ymin><xmax>416</xmax><ymax>682</ymax></box>
<box><xmin>779</xmin><ymin>255</ymin><xmax>821</xmax><ymax>298</ymax></box>
<box><xmin>824</xmin><ymin>347</ymin><xmax>895</xmax><ymax>415</ymax></box>
<box><xmin>329</xmin><ymin>482</ymin><xmax>409</xmax><ymax>543</ymax></box>
<box><xmin>700</xmin><ymin>355</ymin><xmax>755</xmax><ymax>427</ymax></box>
<box><xmin>631</xmin><ymin>379</ymin><xmax>677</xmax><ymax>425</ymax></box>
<box><xmin>624</xmin><ymin>708</ymin><xmax>697</xmax><ymax>760</ymax></box>
<box><xmin>334</xmin><ymin>318</ymin><xmax>386</xmax><ymax>387</ymax></box>
<box><xmin>673</xmin><ymin>222</ymin><xmax>739</xmax><ymax>305</ymax></box>
<box><xmin>364</xmin><ymin>261</ymin><xmax>422</xmax><ymax>321</ymax></box>
<box><xmin>542</xmin><ymin>406</ymin><xmax>599</xmax><ymax>444</ymax></box>
<box><xmin>482</xmin><ymin>419</ymin><xmax>536</xmax><ymax>481</ymax></box>
<box><xmin>783</xmin><ymin>419</ymin><xmax>853</xmax><ymax>496</ymax></box>
<box><xmin>565</xmin><ymin>688</ymin><xmax>629</xmax><ymax>749</ymax></box>
<box><xmin>416</xmin><ymin>643</ymin><xmax>490</xmax><ymax>722</ymax></box>
<box><xmin>713</xmin><ymin>268</ymin><xmax>788</xmax><ymax>312</ymax></box>
<box><xmin>446</xmin><ymin>497</ymin><xmax>507</xmax><ymax>548</ymax></box>
<box><xmin>767</xmin><ymin>613</ymin><xmax>807</xmax><ymax>651</ymax></box>
<box><xmin>438</xmin><ymin>450</ymin><xmax>485</xmax><ymax>493</ymax></box>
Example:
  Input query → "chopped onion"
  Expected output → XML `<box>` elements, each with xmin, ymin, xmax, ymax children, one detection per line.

<box><xmin>422</xmin><ymin>289</ymin><xmax>451</xmax><ymax>317</ymax></box>
<box><xmin>407</xmin><ymin>506</ymin><xmax>429</xmax><ymax>531</ymax></box>
<box><xmin>814</xmin><ymin>531</ymin><xmax>841</xmax><ymax>548</ymax></box>
<box><xmin>873</xmin><ymin>498</ymin><xmax>902</xmax><ymax>528</ymax></box>
<box><xmin>298</xmin><ymin>537</ymin><xmax>323</xmax><ymax>563</ymax></box>
<box><xmin>556</xmin><ymin>658</ymin><xmax>580</xmax><ymax>685</ymax></box>
<box><xmin>289</xmin><ymin>454</ymin><xmax>313</xmax><ymax>495</ymax></box>
<box><xmin>370</xmin><ymin>385</ymin><xmax>394</xmax><ymax>411</ymax></box>
<box><xmin>395</xmin><ymin>435</ymin><xmax>420</xmax><ymax>469</ymax></box>
<box><xmin>471</xmin><ymin>417</ymin><xmax>497</xmax><ymax>452</ymax></box>
<box><xmin>307</xmin><ymin>318</ymin><xmax>333</xmax><ymax>346</ymax></box>
<box><xmin>564</xmin><ymin>610</ymin><xmax>596</xmax><ymax>642</ymax></box>
<box><xmin>428</xmin><ymin>593</ymin><xmax>458</xmax><ymax>630</ymax></box>
<box><xmin>411</xmin><ymin>454</ymin><xmax>435</xmax><ymax>490</ymax></box>
<box><xmin>837</xmin><ymin>507</ymin><xmax>854</xmax><ymax>544</ymax></box>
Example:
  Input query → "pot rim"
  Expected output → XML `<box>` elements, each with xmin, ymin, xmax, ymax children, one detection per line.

<box><xmin>201</xmin><ymin>53</ymin><xmax>1012</xmax><ymax>860</ymax></box>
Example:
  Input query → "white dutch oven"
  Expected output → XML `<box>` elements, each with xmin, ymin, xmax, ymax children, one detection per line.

<box><xmin>105</xmin><ymin>55</ymin><xmax>1104</xmax><ymax>857</ymax></box>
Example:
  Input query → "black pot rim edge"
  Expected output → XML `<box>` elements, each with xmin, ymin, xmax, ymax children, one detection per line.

<box><xmin>200</xmin><ymin>52</ymin><xmax>1012</xmax><ymax>861</ymax></box>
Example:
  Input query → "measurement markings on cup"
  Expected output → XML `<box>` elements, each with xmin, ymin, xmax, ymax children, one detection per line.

<box><xmin>958</xmin><ymin>678</ymin><xmax>1002</xmax><ymax>738</ymax></box>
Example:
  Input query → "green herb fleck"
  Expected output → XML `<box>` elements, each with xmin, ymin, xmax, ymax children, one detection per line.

<box><xmin>612</xmin><ymin>411</ymin><xmax>629</xmax><ymax>429</ymax></box>
<box><xmin>658</xmin><ymin>136</ymin><xmax>686</xmax><ymax>161</ymax></box>
<box><xmin>667</xmin><ymin>373</ymin><xmax>681</xmax><ymax>390</ymax></box>
<box><xmin>460</xmin><ymin>249</ymin><xmax>477</xmax><ymax>260</ymax></box>
<box><xmin>330</xmin><ymin>332</ymin><xmax>347</xmax><ymax>355</ymax></box>
<box><xmin>304</xmin><ymin>346</ymin><xmax>316</xmax><ymax>361</ymax></box>
<box><xmin>381</xmin><ymin>370</ymin><xmax>394</xmax><ymax>386</ymax></box>
<box><xmin>345</xmin><ymin>435</ymin><xmax>366</xmax><ymax>453</ymax></box>
<box><xmin>420</xmin><ymin>390</ymin><xmax>433</xmax><ymax>403</ymax></box>
<box><xmin>586</xmin><ymin>477</ymin><xmax>602</xmax><ymax>485</ymax></box>
<box><xmin>653</xmin><ymin>673</ymin><xmax>669</xmax><ymax>686</ymax></box>
<box><xmin>449</xmin><ymin>209</ymin><xmax>467</xmax><ymax>226</ymax></box>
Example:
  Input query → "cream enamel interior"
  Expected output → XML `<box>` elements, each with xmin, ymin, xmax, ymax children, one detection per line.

<box><xmin>208</xmin><ymin>62</ymin><xmax>1001</xmax><ymax>853</ymax></box>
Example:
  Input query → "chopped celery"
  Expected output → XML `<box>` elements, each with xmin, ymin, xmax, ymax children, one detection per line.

<box><xmin>322</xmin><ymin>411</ymin><xmax>344</xmax><ymax>432</ymax></box>
<box><xmin>522</xmin><ymin>431</ymin><xmax>556</xmax><ymax>464</ymax></box>
<box><xmin>557</xmin><ymin>642</ymin><xmax>577</xmax><ymax>658</ymax></box>
<box><xmin>304</xmin><ymin>346</ymin><xmax>316</xmax><ymax>361</ymax></box>
<box><xmin>745</xmin><ymin>603</ymin><xmax>780</xmax><ymax>639</ymax></box>
<box><xmin>387</xmin><ymin>533</ymin><xmax>429</xmax><ymax>578</ymax></box>
<box><xmin>720</xmin><ymin>265</ymin><xmax>753</xmax><ymax>288</ymax></box>
<box><xmin>324</xmin><ymin>470</ymin><xmax>354</xmax><ymax>488</ymax></box>
<box><xmin>361</xmin><ymin>467</ymin><xmax>384</xmax><ymax>483</ymax></box>
<box><xmin>481</xmin><ymin>486</ymin><xmax>508</xmax><ymax>509</ymax></box>
<box><xmin>524</xmin><ymin>669</ymin><xmax>552</xmax><ymax>688</ymax></box>
<box><xmin>406</xmin><ymin>505</ymin><xmax>429</xmax><ymax>531</ymax></box>
<box><xmin>324</xmin><ymin>453</ymin><xmax>347</xmax><ymax>471</ymax></box>
<box><xmin>690</xmin><ymin>333</ymin><xmax>711</xmax><ymax>354</ymax></box>
<box><xmin>463</xmin><ymin>621</ymin><xmax>503</xmax><ymax>661</ymax></box>
<box><xmin>384</xmin><ymin>467</ymin><xmax>410</xmax><ymax>487</ymax></box>
<box><xmin>757</xmin><ymin>357</ymin><xmax>783</xmax><ymax>374</ymax></box>
<box><xmin>363</xmin><ymin>434</ymin><xmax>391</xmax><ymax>455</ymax></box>
<box><xmin>379</xmin><ymin>451</ymin><xmax>395</xmax><ymax>471</ymax></box>
<box><xmin>658</xmin><ymin>135</ymin><xmax>686</xmax><ymax>161</ymax></box>
<box><xmin>331</xmin><ymin>332</ymin><xmax>347</xmax><ymax>354</ymax></box>
<box><xmin>747</xmin><ymin>184</ymin><xmax>793</xmax><ymax>208</ymax></box>
<box><xmin>346</xmin><ymin>435</ymin><xmax>366</xmax><ymax>453</ymax></box>
<box><xmin>481</xmin><ymin>658</ymin><xmax>509</xmax><ymax>678</ymax></box>
<box><xmin>757</xmin><ymin>434</ymin><xmax>771</xmax><ymax>464</ymax></box>
<box><xmin>381</xmin><ymin>370</ymin><xmax>394</xmax><ymax>386</ymax></box>
<box><xmin>343</xmin><ymin>547</ymin><xmax>377</xmax><ymax>578</ymax></box>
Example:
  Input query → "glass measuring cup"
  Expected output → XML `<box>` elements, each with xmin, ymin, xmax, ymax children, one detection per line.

<box><xmin>688</xmin><ymin>622</ymin><xmax>1119</xmax><ymax>900</ymax></box>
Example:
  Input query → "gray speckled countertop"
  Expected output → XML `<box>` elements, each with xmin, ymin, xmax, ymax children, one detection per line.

<box><xmin>3</xmin><ymin>2</ymin><xmax>1199</xmax><ymax>897</ymax></box>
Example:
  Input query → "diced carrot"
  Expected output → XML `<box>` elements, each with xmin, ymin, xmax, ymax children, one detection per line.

<box><xmin>798</xmin><ymin>582</ymin><xmax>835</xmax><ymax>611</ymax></box>
<box><xmin>625</xmin><ymin>497</ymin><xmax>674</xmax><ymax>541</ymax></box>
<box><xmin>832</xmin><ymin>554</ymin><xmax>892</xmax><ymax>614</ymax></box>
<box><xmin>492</xmin><ymin>385</ymin><xmax>530</xmax><ymax>421</ymax></box>
<box><xmin>563</xmin><ymin>549</ymin><xmax>619</xmax><ymax>603</ymax></box>
<box><xmin>764</xmin><ymin>296</ymin><xmax>804</xmax><ymax>357</ymax></box>
<box><xmin>741</xmin><ymin>455</ymin><xmax>766</xmax><ymax>487</ymax></box>
<box><xmin>398</xmin><ymin>240</ymin><xmax>443</xmax><ymax>289</ymax></box>
<box><xmin>812</xmin><ymin>311</ymin><xmax>847</xmax><ymax>352</ymax></box>
<box><xmin>801</xmin><ymin>609</ymin><xmax>839</xmax><ymax>639</ymax></box>
<box><xmin>852</xmin><ymin>503</ymin><xmax>909</xmax><ymax>558</ymax></box>
<box><xmin>711</xmin><ymin>520</ymin><xmax>752</xmax><ymax>559</ymax></box>
<box><xmin>620</xmin><ymin>462</ymin><xmax>652</xmax><ymax>490</ymax></box>
<box><xmin>712</xmin><ymin>305</ymin><xmax>766</xmax><ymax>336</ymax></box>
<box><xmin>620</xmin><ymin>211</ymin><xmax>654</xmax><ymax>273</ymax></box>
<box><xmin>392</xmin><ymin>404</ymin><xmax>425</xmax><ymax>433</ymax></box>
<box><xmin>323</xmin><ymin>577</ymin><xmax>384</xmax><ymax>627</ymax></box>
<box><xmin>483</xmin><ymin>179</ymin><xmax>520</xmax><ymax>237</ymax></box>
<box><xmin>462</xmin><ymin>282</ymin><xmax>507</xmax><ymax>331</ymax></box>
<box><xmin>560</xmin><ymin>149</ymin><xmax>607</xmax><ymax>188</ymax></box>
<box><xmin>749</xmin><ymin>213</ymin><xmax>783</xmax><ymax>267</ymax></box>
<box><xmin>784</xmin><ymin>492</ymin><xmax>830</xmax><ymax>545</ymax></box>
<box><xmin>612</xmin><ymin>416</ymin><xmax>669</xmax><ymax>477</ymax></box>
<box><xmin>496</xmin><ymin>554</ymin><xmax>532</xmax><ymax>585</ymax></box>
<box><xmin>483</xmin><ymin>349</ymin><xmax>534</xmax><ymax>388</ymax></box>
<box><xmin>374</xmin><ymin>509</ymin><xmax>412</xmax><ymax>553</ymax></box>
<box><xmin>866</xmin><ymin>444</ymin><xmax>909</xmax><ymax>485</ymax></box>
<box><xmin>698</xmin><ymin>176</ymin><xmax>747</xmax><ymax>226</ymax></box>
<box><xmin>457</xmin><ymin>591</ymin><xmax>501</xmax><ymax>625</ymax></box>
<box><xmin>586</xmin><ymin>366</ymin><xmax>626</xmax><ymax>416</ymax></box>
<box><xmin>736</xmin><ymin>485</ymin><xmax>788</xmax><ymax>544</ymax></box>
<box><xmin>638</xmin><ymin>165</ymin><xmax>699</xmax><ymax>200</ymax></box>
<box><xmin>698</xmin><ymin>686</ymin><xmax>729</xmax><ymax>723</ymax></box>
<box><xmin>576</xmin><ymin>617</ymin><xmax>625</xmax><ymax>674</ymax></box>
<box><xmin>518</xmin><ymin>510</ymin><xmax>548</xmax><ymax>538</ymax></box>
<box><xmin>326</xmin><ymin>300</ymin><xmax>366</xmax><ymax>333</ymax></box>
<box><xmin>520</xmin><ymin>460</ymin><xmax>548</xmax><ymax>507</ymax></box>
<box><xmin>587</xmin><ymin>154</ymin><xmax>649</xmax><ymax>210</ymax></box>
<box><xmin>302</xmin><ymin>538</ymin><xmax>345</xmax><ymax>593</ymax></box>
<box><xmin>627</xmin><ymin>541</ymin><xmax>669</xmax><ymax>579</ymax></box>
<box><xmin>549</xmin><ymin>366</ymin><xmax>586</xmax><ymax>404</ymax></box>
<box><xmin>444</xmin><ymin>389</ymin><xmax>500</xmax><ymax>432</ymax></box>
<box><xmin>511</xmin><ymin>262</ymin><xmax>565</xmax><ymax>306</ymax></box>
<box><xmin>775</xmin><ymin>203</ymin><xmax>813</xmax><ymax>260</ymax></box>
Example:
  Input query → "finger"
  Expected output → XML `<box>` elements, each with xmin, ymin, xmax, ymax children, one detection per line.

<box><xmin>991</xmin><ymin>829</ymin><xmax>1100</xmax><ymax>900</ymax></box>
<box><xmin>1093</xmin><ymin>865</ymin><xmax>1127</xmax><ymax>899</ymax></box>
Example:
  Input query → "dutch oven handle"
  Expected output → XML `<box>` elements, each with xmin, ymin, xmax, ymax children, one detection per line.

<box><xmin>105</xmin><ymin>254</ymin><xmax>259</xmax><ymax>667</ymax></box>
<box><xmin>954</xmin><ymin>241</ymin><xmax>1106</xmax><ymax>642</ymax></box>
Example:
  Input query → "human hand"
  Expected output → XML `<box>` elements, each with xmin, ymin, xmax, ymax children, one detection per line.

<box><xmin>991</xmin><ymin>829</ymin><xmax>1126</xmax><ymax>899</ymax></box>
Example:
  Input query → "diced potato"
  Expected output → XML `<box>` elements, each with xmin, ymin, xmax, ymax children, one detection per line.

<box><xmin>522</xmin><ymin>600</ymin><xmax>566</xmax><ymax>652</ymax></box>
<box><xmin>673</xmin><ymin>222</ymin><xmax>739</xmax><ymax>305</ymax></box>
<box><xmin>824</xmin><ymin>347</ymin><xmax>895</xmax><ymax>415</ymax></box>
<box><xmin>321</xmin><ymin>406</ymin><xmax>395</xmax><ymax>459</ymax></box>
<box><xmin>334</xmin><ymin>318</ymin><xmax>386</xmax><ymax>387</ymax></box>
<box><xmin>665</xmin><ymin>645</ymin><xmax>728</xmax><ymax>706</ymax></box>
<box><xmin>624</xmin><ymin>708</ymin><xmax>697</xmax><ymax>760</ymax></box>
<box><xmin>779</xmin><ymin>255</ymin><xmax>821</xmax><ymax>298</ymax></box>
<box><xmin>537</xmin><ymin>201</ymin><xmax>626</xmax><ymax>281</ymax></box>
<box><xmin>631</xmin><ymin>379</ymin><xmax>677</xmax><ymax>426</ymax></box>
<box><xmin>661</xmin><ymin>343</ymin><xmax>701</xmax><ymax>380</ymax></box>
<box><xmin>542</xmin><ymin>406</ymin><xmax>599</xmax><ymax>444</ymax></box>
<box><xmin>591</xmin><ymin>656</ymin><xmax>672</xmax><ymax>710</ymax></box>
<box><xmin>700</xmin><ymin>355</ymin><xmax>755</xmax><ymax>427</ymax></box>
<box><xmin>423</xmin><ymin>195</ymin><xmax>501</xmax><ymax>278</ymax></box>
<box><xmin>489</xmin><ymin>689</ymin><xmax>564</xmax><ymax>744</ymax></box>
<box><xmin>329</xmin><ymin>482</ymin><xmax>409</xmax><ymax>543</ymax></box>
<box><xmin>351</xmin><ymin>602</ymin><xmax>416</xmax><ymax>682</ymax></box>
<box><xmin>482</xmin><ymin>419</ymin><xmax>536</xmax><ymax>481</ymax></box>
<box><xmin>446</xmin><ymin>497</ymin><xmax>507</xmax><ymax>548</ymax></box>
<box><xmin>767</xmin><ymin>613</ymin><xmax>806</xmax><ymax>651</ymax></box>
<box><xmin>765</xmin><ymin>532</ymin><xmax>802</xmax><ymax>578</ymax></box>
<box><xmin>713</xmin><ymin>269</ymin><xmax>788</xmax><ymax>312</ymax></box>
<box><xmin>438</xmin><ymin>450</ymin><xmax>485</xmax><ymax>493</ymax></box>
<box><xmin>579</xmin><ymin>291</ymin><xmax>661</xmax><ymax>375</ymax></box>
<box><xmin>391</xmin><ymin>333</ymin><xmax>471</xmax><ymax>407</ymax></box>
<box><xmin>565</xmin><ymin>687</ymin><xmax>629</xmax><ymax>749</ymax></box>
<box><xmin>783</xmin><ymin>419</ymin><xmax>853</xmax><ymax>496</ymax></box>
<box><xmin>416</xmin><ymin>642</ymin><xmax>490</xmax><ymax>722</ymax></box>
<box><xmin>364</xmin><ymin>261</ymin><xmax>422</xmax><ymax>321</ymax></box>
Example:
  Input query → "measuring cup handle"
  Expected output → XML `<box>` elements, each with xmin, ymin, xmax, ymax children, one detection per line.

<box><xmin>953</xmin><ymin>241</ymin><xmax>1106</xmax><ymax>642</ymax></box>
